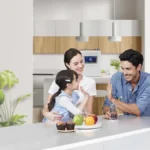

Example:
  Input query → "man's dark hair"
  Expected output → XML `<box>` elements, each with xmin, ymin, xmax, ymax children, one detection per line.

<box><xmin>119</xmin><ymin>49</ymin><xmax>143</xmax><ymax>67</ymax></box>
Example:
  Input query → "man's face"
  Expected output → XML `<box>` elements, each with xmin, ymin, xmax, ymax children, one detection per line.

<box><xmin>121</xmin><ymin>61</ymin><xmax>141</xmax><ymax>82</ymax></box>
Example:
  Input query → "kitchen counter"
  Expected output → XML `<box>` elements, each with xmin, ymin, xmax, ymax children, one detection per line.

<box><xmin>1</xmin><ymin>115</ymin><xmax>150</xmax><ymax>150</ymax></box>
<box><xmin>44</xmin><ymin>75</ymin><xmax>110</xmax><ymax>84</ymax></box>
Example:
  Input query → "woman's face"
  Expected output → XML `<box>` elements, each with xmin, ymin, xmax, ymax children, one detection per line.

<box><xmin>66</xmin><ymin>54</ymin><xmax>84</xmax><ymax>75</ymax></box>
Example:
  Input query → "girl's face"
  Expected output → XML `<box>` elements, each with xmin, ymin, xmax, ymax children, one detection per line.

<box><xmin>69</xmin><ymin>75</ymin><xmax>79</xmax><ymax>90</ymax></box>
<box><xmin>66</xmin><ymin>54</ymin><xmax>84</xmax><ymax>75</ymax></box>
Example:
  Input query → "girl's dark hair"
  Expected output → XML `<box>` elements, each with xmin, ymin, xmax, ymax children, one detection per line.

<box><xmin>64</xmin><ymin>48</ymin><xmax>82</xmax><ymax>69</ymax></box>
<box><xmin>119</xmin><ymin>49</ymin><xmax>143</xmax><ymax>67</ymax></box>
<box><xmin>48</xmin><ymin>70</ymin><xmax>78</xmax><ymax>111</ymax></box>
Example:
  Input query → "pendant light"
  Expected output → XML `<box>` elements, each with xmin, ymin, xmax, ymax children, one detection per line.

<box><xmin>76</xmin><ymin>22</ymin><xmax>88</xmax><ymax>42</ymax></box>
<box><xmin>76</xmin><ymin>0</ymin><xmax>88</xmax><ymax>42</ymax></box>
<box><xmin>108</xmin><ymin>0</ymin><xmax>121</xmax><ymax>42</ymax></box>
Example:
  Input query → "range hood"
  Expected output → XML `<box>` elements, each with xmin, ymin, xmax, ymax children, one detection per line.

<box><xmin>108</xmin><ymin>22</ymin><xmax>121</xmax><ymax>42</ymax></box>
<box><xmin>76</xmin><ymin>22</ymin><xmax>88</xmax><ymax>42</ymax></box>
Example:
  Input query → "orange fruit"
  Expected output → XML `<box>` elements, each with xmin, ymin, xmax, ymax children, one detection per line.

<box><xmin>85</xmin><ymin>116</ymin><xmax>95</xmax><ymax>125</ymax></box>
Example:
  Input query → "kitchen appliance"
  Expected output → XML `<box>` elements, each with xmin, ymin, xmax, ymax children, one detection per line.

<box><xmin>81</xmin><ymin>49</ymin><xmax>101</xmax><ymax>77</ymax></box>
<box><xmin>33</xmin><ymin>69</ymin><xmax>58</xmax><ymax>107</ymax></box>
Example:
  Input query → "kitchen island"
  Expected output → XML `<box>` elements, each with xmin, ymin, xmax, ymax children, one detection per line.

<box><xmin>0</xmin><ymin>115</ymin><xmax>150</xmax><ymax>150</ymax></box>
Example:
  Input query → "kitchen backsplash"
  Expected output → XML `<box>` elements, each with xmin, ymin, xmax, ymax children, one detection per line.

<box><xmin>33</xmin><ymin>53</ymin><xmax>119</xmax><ymax>73</ymax></box>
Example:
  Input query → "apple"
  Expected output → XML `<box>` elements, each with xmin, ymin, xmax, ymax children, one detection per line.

<box><xmin>89</xmin><ymin>114</ymin><xmax>98</xmax><ymax>124</ymax></box>
<box><xmin>73</xmin><ymin>115</ymin><xmax>84</xmax><ymax>125</ymax></box>
<box><xmin>85</xmin><ymin>116</ymin><xmax>95</xmax><ymax>125</ymax></box>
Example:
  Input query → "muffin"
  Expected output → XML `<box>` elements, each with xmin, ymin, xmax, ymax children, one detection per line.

<box><xmin>56</xmin><ymin>122</ymin><xmax>66</xmax><ymax>130</ymax></box>
<box><xmin>66</xmin><ymin>121</ymin><xmax>75</xmax><ymax>130</ymax></box>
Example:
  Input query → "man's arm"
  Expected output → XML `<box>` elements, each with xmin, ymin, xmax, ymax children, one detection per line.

<box><xmin>112</xmin><ymin>99</ymin><xmax>140</xmax><ymax>116</ymax></box>
<box><xmin>110</xmin><ymin>80</ymin><xmax>150</xmax><ymax>116</ymax></box>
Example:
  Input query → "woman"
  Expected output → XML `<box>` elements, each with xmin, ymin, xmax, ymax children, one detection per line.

<box><xmin>42</xmin><ymin>48</ymin><xmax>97</xmax><ymax>121</ymax></box>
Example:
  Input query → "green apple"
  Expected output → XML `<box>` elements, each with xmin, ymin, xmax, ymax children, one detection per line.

<box><xmin>73</xmin><ymin>114</ymin><xmax>83</xmax><ymax>125</ymax></box>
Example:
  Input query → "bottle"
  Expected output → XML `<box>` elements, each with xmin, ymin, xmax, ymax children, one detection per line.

<box><xmin>110</xmin><ymin>103</ymin><xmax>117</xmax><ymax>120</ymax></box>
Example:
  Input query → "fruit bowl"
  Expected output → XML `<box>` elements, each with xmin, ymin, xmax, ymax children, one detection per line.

<box><xmin>75</xmin><ymin>122</ymin><xmax>102</xmax><ymax>130</ymax></box>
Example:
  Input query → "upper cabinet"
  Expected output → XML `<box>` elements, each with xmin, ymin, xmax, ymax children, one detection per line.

<box><xmin>55</xmin><ymin>21</ymin><xmax>79</xmax><ymax>36</ymax></box>
<box><xmin>33</xmin><ymin>37</ymin><xmax>55</xmax><ymax>54</ymax></box>
<box><xmin>55</xmin><ymin>37</ymin><xmax>77</xmax><ymax>54</ymax></box>
<box><xmin>99</xmin><ymin>37</ymin><xmax>120</xmax><ymax>54</ymax></box>
<box><xmin>34</xmin><ymin>20</ymin><xmax>141</xmax><ymax>36</ymax></box>
<box><xmin>34</xmin><ymin>20</ymin><xmax>55</xmax><ymax>36</ymax></box>
<box><xmin>120</xmin><ymin>37</ymin><xmax>141</xmax><ymax>53</ymax></box>
<box><xmin>77</xmin><ymin>37</ymin><xmax>99</xmax><ymax>50</ymax></box>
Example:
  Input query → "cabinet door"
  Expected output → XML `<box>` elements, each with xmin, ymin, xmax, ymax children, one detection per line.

<box><xmin>120</xmin><ymin>36</ymin><xmax>141</xmax><ymax>53</ymax></box>
<box><xmin>76</xmin><ymin>37</ymin><xmax>99</xmax><ymax>50</ymax></box>
<box><xmin>55</xmin><ymin>37</ymin><xmax>77</xmax><ymax>54</ymax></box>
<box><xmin>33</xmin><ymin>36</ymin><xmax>55</xmax><ymax>54</ymax></box>
<box><xmin>98</xmin><ymin>37</ymin><xmax>120</xmax><ymax>54</ymax></box>
<box><xmin>93</xmin><ymin>84</ymin><xmax>107</xmax><ymax>115</ymax></box>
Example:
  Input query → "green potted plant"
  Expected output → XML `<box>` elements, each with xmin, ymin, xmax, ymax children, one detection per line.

<box><xmin>0</xmin><ymin>70</ymin><xmax>30</xmax><ymax>127</ymax></box>
<box><xmin>110</xmin><ymin>59</ymin><xmax>120</xmax><ymax>76</ymax></box>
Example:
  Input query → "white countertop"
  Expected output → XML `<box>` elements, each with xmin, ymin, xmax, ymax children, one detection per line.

<box><xmin>1</xmin><ymin>116</ymin><xmax>150</xmax><ymax>150</ymax></box>
<box><xmin>44</xmin><ymin>75</ymin><xmax>110</xmax><ymax>84</ymax></box>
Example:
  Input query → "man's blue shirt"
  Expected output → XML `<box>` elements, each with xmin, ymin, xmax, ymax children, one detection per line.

<box><xmin>104</xmin><ymin>71</ymin><xmax>150</xmax><ymax>116</ymax></box>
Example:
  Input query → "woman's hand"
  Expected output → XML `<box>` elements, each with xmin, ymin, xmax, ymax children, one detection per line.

<box><xmin>45</xmin><ymin>111</ymin><xmax>63</xmax><ymax>121</ymax></box>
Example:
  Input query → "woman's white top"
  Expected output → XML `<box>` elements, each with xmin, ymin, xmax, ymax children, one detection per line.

<box><xmin>48</xmin><ymin>76</ymin><xmax>97</xmax><ymax>103</ymax></box>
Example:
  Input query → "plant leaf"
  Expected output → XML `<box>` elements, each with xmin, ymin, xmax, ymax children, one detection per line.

<box><xmin>16</xmin><ymin>94</ymin><xmax>31</xmax><ymax>103</ymax></box>
<box><xmin>11</xmin><ymin>114</ymin><xmax>27</xmax><ymax>122</ymax></box>
<box><xmin>0</xmin><ymin>89</ymin><xmax>5</xmax><ymax>105</ymax></box>
<box><xmin>0</xmin><ymin>74</ymin><xmax>7</xmax><ymax>89</ymax></box>
<box><xmin>1</xmin><ymin>70</ymin><xmax>19</xmax><ymax>88</ymax></box>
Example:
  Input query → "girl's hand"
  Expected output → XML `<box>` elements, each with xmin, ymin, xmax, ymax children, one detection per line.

<box><xmin>80</xmin><ymin>86</ymin><xmax>89</xmax><ymax>100</ymax></box>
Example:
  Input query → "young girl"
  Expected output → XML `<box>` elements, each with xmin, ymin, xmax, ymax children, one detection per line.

<box><xmin>43</xmin><ymin>70</ymin><xmax>89</xmax><ymax>123</ymax></box>
<box><xmin>43</xmin><ymin>48</ymin><xmax>97</xmax><ymax>121</ymax></box>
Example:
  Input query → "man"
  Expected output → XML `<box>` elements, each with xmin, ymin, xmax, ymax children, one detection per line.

<box><xmin>103</xmin><ymin>49</ymin><xmax>150</xmax><ymax>119</ymax></box>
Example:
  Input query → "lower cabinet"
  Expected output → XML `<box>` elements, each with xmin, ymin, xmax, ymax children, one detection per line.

<box><xmin>93</xmin><ymin>84</ymin><xmax>107</xmax><ymax>115</ymax></box>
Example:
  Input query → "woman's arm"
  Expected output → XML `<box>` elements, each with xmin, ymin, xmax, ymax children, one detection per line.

<box><xmin>42</xmin><ymin>94</ymin><xmax>63</xmax><ymax>120</ymax></box>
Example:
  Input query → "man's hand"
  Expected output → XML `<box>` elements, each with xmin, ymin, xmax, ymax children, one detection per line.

<box><xmin>107</xmin><ymin>80</ymin><xmax>113</xmax><ymax>101</ymax></box>
<box><xmin>104</xmin><ymin>111</ymin><xmax>111</xmax><ymax>119</ymax></box>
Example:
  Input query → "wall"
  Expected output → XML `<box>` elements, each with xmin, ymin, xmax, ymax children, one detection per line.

<box><xmin>0</xmin><ymin>0</ymin><xmax>33</xmax><ymax>123</ymax></box>
<box><xmin>33</xmin><ymin>54</ymin><xmax>119</xmax><ymax>73</ymax></box>
<box><xmin>34</xmin><ymin>0</ymin><xmax>137</xmax><ymax>20</ymax></box>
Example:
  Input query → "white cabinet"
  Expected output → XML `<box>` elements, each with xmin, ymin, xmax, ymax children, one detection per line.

<box><xmin>34</xmin><ymin>20</ymin><xmax>141</xmax><ymax>36</ymax></box>
<box><xmin>34</xmin><ymin>20</ymin><xmax>55</xmax><ymax>36</ymax></box>
<box><xmin>55</xmin><ymin>20</ymin><xmax>79</xmax><ymax>36</ymax></box>
<box><xmin>82</xmin><ymin>20</ymin><xmax>112</xmax><ymax>36</ymax></box>
<box><xmin>82</xmin><ymin>20</ymin><xmax>141</xmax><ymax>36</ymax></box>
<box><xmin>119</xmin><ymin>20</ymin><xmax>141</xmax><ymax>36</ymax></box>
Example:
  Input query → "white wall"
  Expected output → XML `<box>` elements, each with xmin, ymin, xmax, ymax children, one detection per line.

<box><xmin>0</xmin><ymin>0</ymin><xmax>33</xmax><ymax>124</ymax></box>
<box><xmin>34</xmin><ymin>0</ymin><xmax>137</xmax><ymax>20</ymax></box>
<box><xmin>33</xmin><ymin>54</ymin><xmax>119</xmax><ymax>73</ymax></box>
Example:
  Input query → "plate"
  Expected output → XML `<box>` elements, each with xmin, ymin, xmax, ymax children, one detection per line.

<box><xmin>57</xmin><ymin>129</ymin><xmax>75</xmax><ymax>133</ymax></box>
<box><xmin>75</xmin><ymin>123</ymin><xmax>102</xmax><ymax>130</ymax></box>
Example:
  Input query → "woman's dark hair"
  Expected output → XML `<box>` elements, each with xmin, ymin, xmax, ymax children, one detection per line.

<box><xmin>48</xmin><ymin>70</ymin><xmax>78</xmax><ymax>111</ymax></box>
<box><xmin>119</xmin><ymin>49</ymin><xmax>143</xmax><ymax>67</ymax></box>
<box><xmin>64</xmin><ymin>48</ymin><xmax>82</xmax><ymax>69</ymax></box>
